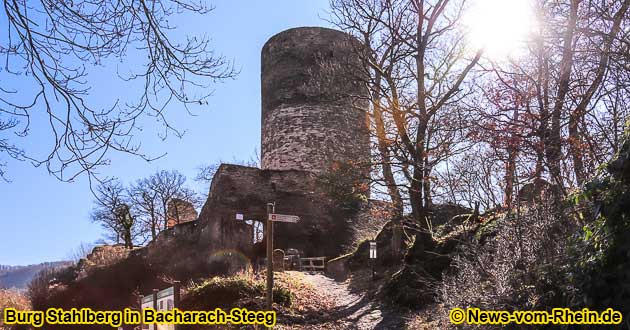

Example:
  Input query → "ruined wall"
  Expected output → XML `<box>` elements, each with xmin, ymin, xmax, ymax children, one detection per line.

<box><xmin>261</xmin><ymin>27</ymin><xmax>370</xmax><ymax>174</ymax></box>
<box><xmin>166</xmin><ymin>198</ymin><xmax>198</xmax><ymax>228</ymax></box>
<box><xmin>156</xmin><ymin>27</ymin><xmax>383</xmax><ymax>265</ymax></box>
<box><xmin>196</xmin><ymin>164</ymin><xmax>356</xmax><ymax>258</ymax></box>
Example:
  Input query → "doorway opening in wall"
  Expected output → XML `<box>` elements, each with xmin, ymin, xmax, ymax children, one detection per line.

<box><xmin>253</xmin><ymin>220</ymin><xmax>264</xmax><ymax>244</ymax></box>
<box><xmin>245</xmin><ymin>219</ymin><xmax>265</xmax><ymax>244</ymax></box>
<box><xmin>245</xmin><ymin>219</ymin><xmax>266</xmax><ymax>273</ymax></box>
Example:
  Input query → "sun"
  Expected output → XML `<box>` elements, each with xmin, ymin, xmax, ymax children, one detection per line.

<box><xmin>463</xmin><ymin>0</ymin><xmax>537</xmax><ymax>59</ymax></box>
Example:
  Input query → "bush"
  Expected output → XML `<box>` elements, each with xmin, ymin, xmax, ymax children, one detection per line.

<box><xmin>0</xmin><ymin>289</ymin><xmax>30</xmax><ymax>328</ymax></box>
<box><xmin>0</xmin><ymin>289</ymin><xmax>30</xmax><ymax>309</ymax></box>
<box><xmin>183</xmin><ymin>275</ymin><xmax>262</xmax><ymax>309</ymax></box>
<box><xmin>567</xmin><ymin>140</ymin><xmax>630</xmax><ymax>321</ymax></box>
<box><xmin>438</xmin><ymin>204</ymin><xmax>575</xmax><ymax>329</ymax></box>
<box><xmin>28</xmin><ymin>265</ymin><xmax>76</xmax><ymax>310</ymax></box>
<box><xmin>181</xmin><ymin>273</ymin><xmax>292</xmax><ymax>310</ymax></box>
<box><xmin>318</xmin><ymin>160</ymin><xmax>369</xmax><ymax>212</ymax></box>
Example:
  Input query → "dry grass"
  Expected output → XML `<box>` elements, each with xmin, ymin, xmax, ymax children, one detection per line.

<box><xmin>178</xmin><ymin>271</ymin><xmax>337</xmax><ymax>330</ymax></box>
<box><xmin>0</xmin><ymin>289</ymin><xmax>30</xmax><ymax>330</ymax></box>
<box><xmin>0</xmin><ymin>289</ymin><xmax>30</xmax><ymax>310</ymax></box>
<box><xmin>405</xmin><ymin>305</ymin><xmax>444</xmax><ymax>330</ymax></box>
<box><xmin>275</xmin><ymin>271</ymin><xmax>335</xmax><ymax>314</ymax></box>
<box><xmin>76</xmin><ymin>244</ymin><xmax>131</xmax><ymax>277</ymax></box>
<box><xmin>438</xmin><ymin>205</ymin><xmax>573</xmax><ymax>329</ymax></box>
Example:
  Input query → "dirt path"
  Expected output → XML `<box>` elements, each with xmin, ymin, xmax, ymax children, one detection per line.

<box><xmin>278</xmin><ymin>272</ymin><xmax>407</xmax><ymax>330</ymax></box>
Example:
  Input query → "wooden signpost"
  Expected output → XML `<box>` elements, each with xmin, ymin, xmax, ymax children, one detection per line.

<box><xmin>266</xmin><ymin>203</ymin><xmax>274</xmax><ymax>311</ymax></box>
<box><xmin>268</xmin><ymin>213</ymin><xmax>300</xmax><ymax>223</ymax></box>
<box><xmin>265</xmin><ymin>203</ymin><xmax>300</xmax><ymax>311</ymax></box>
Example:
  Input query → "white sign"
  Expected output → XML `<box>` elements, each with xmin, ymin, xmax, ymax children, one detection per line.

<box><xmin>268</xmin><ymin>213</ymin><xmax>300</xmax><ymax>223</ymax></box>
<box><xmin>369</xmin><ymin>242</ymin><xmax>377</xmax><ymax>259</ymax></box>
<box><xmin>235</xmin><ymin>213</ymin><xmax>244</xmax><ymax>220</ymax></box>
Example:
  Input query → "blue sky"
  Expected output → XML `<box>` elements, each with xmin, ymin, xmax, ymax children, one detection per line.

<box><xmin>0</xmin><ymin>0</ymin><xmax>332</xmax><ymax>266</ymax></box>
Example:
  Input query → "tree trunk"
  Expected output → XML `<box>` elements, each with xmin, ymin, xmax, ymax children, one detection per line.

<box><xmin>568</xmin><ymin>115</ymin><xmax>586</xmax><ymax>185</ymax></box>
<box><xmin>409</xmin><ymin>165</ymin><xmax>427</xmax><ymax>225</ymax></box>
<box><xmin>505</xmin><ymin>151</ymin><xmax>517</xmax><ymax>209</ymax></box>
<box><xmin>162</xmin><ymin>200</ymin><xmax>169</xmax><ymax>229</ymax></box>
<box><xmin>568</xmin><ymin>0</ymin><xmax>629</xmax><ymax>186</ymax></box>
<box><xmin>504</xmin><ymin>106</ymin><xmax>520</xmax><ymax>209</ymax></box>
<box><xmin>547</xmin><ymin>0</ymin><xmax>580</xmax><ymax>201</ymax></box>
<box><xmin>372</xmin><ymin>73</ymin><xmax>404</xmax><ymax>216</ymax></box>
<box><xmin>150</xmin><ymin>209</ymin><xmax>157</xmax><ymax>239</ymax></box>
<box><xmin>124</xmin><ymin>230</ymin><xmax>133</xmax><ymax>249</ymax></box>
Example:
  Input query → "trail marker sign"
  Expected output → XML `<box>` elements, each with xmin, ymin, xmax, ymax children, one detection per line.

<box><xmin>369</xmin><ymin>241</ymin><xmax>377</xmax><ymax>259</ymax></box>
<box><xmin>266</xmin><ymin>205</ymin><xmax>300</xmax><ymax>311</ymax></box>
<box><xmin>268</xmin><ymin>213</ymin><xmax>300</xmax><ymax>223</ymax></box>
<box><xmin>369</xmin><ymin>241</ymin><xmax>377</xmax><ymax>281</ymax></box>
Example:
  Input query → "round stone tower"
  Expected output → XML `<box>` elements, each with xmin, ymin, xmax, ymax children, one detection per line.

<box><xmin>261</xmin><ymin>27</ymin><xmax>370</xmax><ymax>174</ymax></box>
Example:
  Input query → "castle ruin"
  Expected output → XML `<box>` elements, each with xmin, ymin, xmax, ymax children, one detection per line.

<box><xmin>159</xmin><ymin>27</ymin><xmax>388</xmax><ymax>268</ymax></box>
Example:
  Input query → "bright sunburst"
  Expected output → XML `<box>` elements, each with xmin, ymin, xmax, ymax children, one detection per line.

<box><xmin>464</xmin><ymin>0</ymin><xmax>537</xmax><ymax>59</ymax></box>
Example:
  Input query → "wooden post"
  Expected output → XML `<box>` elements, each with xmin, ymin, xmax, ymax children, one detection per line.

<box><xmin>173</xmin><ymin>282</ymin><xmax>180</xmax><ymax>308</ymax></box>
<box><xmin>173</xmin><ymin>281</ymin><xmax>180</xmax><ymax>330</ymax></box>
<box><xmin>138</xmin><ymin>296</ymin><xmax>144</xmax><ymax>330</ymax></box>
<box><xmin>152</xmin><ymin>289</ymin><xmax>158</xmax><ymax>309</ymax></box>
<box><xmin>266</xmin><ymin>202</ymin><xmax>275</xmax><ymax>311</ymax></box>
<box><xmin>371</xmin><ymin>258</ymin><xmax>375</xmax><ymax>281</ymax></box>
<box><xmin>152</xmin><ymin>289</ymin><xmax>158</xmax><ymax>330</ymax></box>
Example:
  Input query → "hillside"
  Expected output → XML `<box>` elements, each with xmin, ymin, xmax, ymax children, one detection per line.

<box><xmin>0</xmin><ymin>261</ymin><xmax>72</xmax><ymax>290</ymax></box>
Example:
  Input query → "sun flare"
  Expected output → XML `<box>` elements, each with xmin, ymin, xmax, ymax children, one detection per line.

<box><xmin>464</xmin><ymin>0</ymin><xmax>537</xmax><ymax>59</ymax></box>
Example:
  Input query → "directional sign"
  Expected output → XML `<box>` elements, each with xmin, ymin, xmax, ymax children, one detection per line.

<box><xmin>268</xmin><ymin>213</ymin><xmax>300</xmax><ymax>223</ymax></box>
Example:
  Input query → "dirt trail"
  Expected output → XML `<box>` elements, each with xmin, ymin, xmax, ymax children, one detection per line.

<box><xmin>278</xmin><ymin>272</ymin><xmax>407</xmax><ymax>330</ymax></box>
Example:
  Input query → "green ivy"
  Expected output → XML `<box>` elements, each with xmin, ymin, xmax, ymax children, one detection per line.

<box><xmin>568</xmin><ymin>137</ymin><xmax>630</xmax><ymax>317</ymax></box>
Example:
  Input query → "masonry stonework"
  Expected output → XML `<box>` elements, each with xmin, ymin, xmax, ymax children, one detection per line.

<box><xmin>155</xmin><ymin>27</ymin><xmax>384</xmax><ymax>268</ymax></box>
<box><xmin>261</xmin><ymin>27</ymin><xmax>370</xmax><ymax>174</ymax></box>
<box><xmin>166</xmin><ymin>198</ymin><xmax>198</xmax><ymax>228</ymax></box>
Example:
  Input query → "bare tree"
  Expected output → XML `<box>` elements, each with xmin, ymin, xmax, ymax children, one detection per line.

<box><xmin>66</xmin><ymin>242</ymin><xmax>96</xmax><ymax>264</ymax></box>
<box><xmin>195</xmin><ymin>163</ymin><xmax>221</xmax><ymax>184</ymax></box>
<box><xmin>473</xmin><ymin>0</ymin><xmax>630</xmax><ymax>204</ymax></box>
<box><xmin>0</xmin><ymin>0</ymin><xmax>236</xmax><ymax>181</ymax></box>
<box><xmin>129</xmin><ymin>179</ymin><xmax>162</xmax><ymax>240</ymax></box>
<box><xmin>519</xmin><ymin>0</ymin><xmax>630</xmax><ymax>201</ymax></box>
<box><xmin>330</xmin><ymin>0</ymin><xmax>482</xmax><ymax>226</ymax></box>
<box><xmin>90</xmin><ymin>180</ymin><xmax>139</xmax><ymax>248</ymax></box>
<box><xmin>434</xmin><ymin>146</ymin><xmax>505</xmax><ymax>211</ymax></box>
<box><xmin>131</xmin><ymin>169</ymin><xmax>199</xmax><ymax>238</ymax></box>
<box><xmin>195</xmin><ymin>150</ymin><xmax>260</xmax><ymax>184</ymax></box>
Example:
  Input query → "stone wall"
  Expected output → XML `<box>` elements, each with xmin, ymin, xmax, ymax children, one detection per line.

<box><xmin>166</xmin><ymin>198</ymin><xmax>198</xmax><ymax>228</ymax></box>
<box><xmin>146</xmin><ymin>27</ymin><xmax>389</xmax><ymax>272</ymax></box>
<box><xmin>196</xmin><ymin>164</ymin><xmax>362</xmax><ymax>258</ymax></box>
<box><xmin>261</xmin><ymin>27</ymin><xmax>370</xmax><ymax>175</ymax></box>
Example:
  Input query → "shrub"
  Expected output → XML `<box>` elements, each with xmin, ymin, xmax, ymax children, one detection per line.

<box><xmin>181</xmin><ymin>273</ymin><xmax>292</xmax><ymax>310</ymax></box>
<box><xmin>318</xmin><ymin>160</ymin><xmax>369</xmax><ymax>212</ymax></box>
<box><xmin>27</xmin><ymin>265</ymin><xmax>76</xmax><ymax>310</ymax></box>
<box><xmin>0</xmin><ymin>289</ymin><xmax>30</xmax><ymax>328</ymax></box>
<box><xmin>438</xmin><ymin>204</ymin><xmax>575</xmax><ymax>329</ymax></box>
<box><xmin>0</xmin><ymin>289</ymin><xmax>30</xmax><ymax>309</ymax></box>
<box><xmin>567</xmin><ymin>140</ymin><xmax>630</xmax><ymax>321</ymax></box>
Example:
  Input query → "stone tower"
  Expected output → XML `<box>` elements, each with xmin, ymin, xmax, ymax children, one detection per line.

<box><xmin>261</xmin><ymin>27</ymin><xmax>370</xmax><ymax>174</ymax></box>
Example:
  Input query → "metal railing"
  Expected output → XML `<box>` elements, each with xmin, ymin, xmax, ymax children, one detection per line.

<box><xmin>299</xmin><ymin>257</ymin><xmax>326</xmax><ymax>272</ymax></box>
